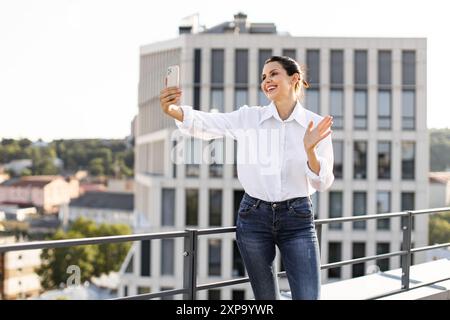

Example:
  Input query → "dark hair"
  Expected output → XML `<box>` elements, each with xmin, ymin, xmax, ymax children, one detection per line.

<box><xmin>264</xmin><ymin>56</ymin><xmax>309</xmax><ymax>100</ymax></box>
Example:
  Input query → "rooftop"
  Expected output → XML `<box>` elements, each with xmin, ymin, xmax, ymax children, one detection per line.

<box><xmin>69</xmin><ymin>191</ymin><xmax>134</xmax><ymax>211</ymax></box>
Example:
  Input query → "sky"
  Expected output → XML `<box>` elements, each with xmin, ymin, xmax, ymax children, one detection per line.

<box><xmin>0</xmin><ymin>0</ymin><xmax>449</xmax><ymax>142</ymax></box>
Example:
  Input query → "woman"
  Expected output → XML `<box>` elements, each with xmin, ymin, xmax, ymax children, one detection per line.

<box><xmin>160</xmin><ymin>56</ymin><xmax>334</xmax><ymax>300</ymax></box>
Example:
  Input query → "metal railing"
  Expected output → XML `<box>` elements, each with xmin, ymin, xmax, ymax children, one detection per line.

<box><xmin>0</xmin><ymin>207</ymin><xmax>449</xmax><ymax>300</ymax></box>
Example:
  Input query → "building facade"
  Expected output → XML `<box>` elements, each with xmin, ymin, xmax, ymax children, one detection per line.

<box><xmin>0</xmin><ymin>236</ymin><xmax>42</xmax><ymax>300</ymax></box>
<box><xmin>0</xmin><ymin>176</ymin><xmax>73</xmax><ymax>214</ymax></box>
<box><xmin>119</xmin><ymin>13</ymin><xmax>428</xmax><ymax>299</ymax></box>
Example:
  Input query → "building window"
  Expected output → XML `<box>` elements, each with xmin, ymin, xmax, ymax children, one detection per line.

<box><xmin>211</xmin><ymin>49</ymin><xmax>224</xmax><ymax>84</ymax></box>
<box><xmin>137</xmin><ymin>286</ymin><xmax>151</xmax><ymax>294</ymax></box>
<box><xmin>376</xmin><ymin>191</ymin><xmax>391</xmax><ymax>230</ymax></box>
<box><xmin>186</xmin><ymin>189</ymin><xmax>199</xmax><ymax>226</ymax></box>
<box><xmin>402</xmin><ymin>90</ymin><xmax>415</xmax><ymax>130</ymax></box>
<box><xmin>185</xmin><ymin>138</ymin><xmax>201</xmax><ymax>177</ymax></box>
<box><xmin>305</xmin><ymin>89</ymin><xmax>320</xmax><ymax>114</ymax></box>
<box><xmin>330</xmin><ymin>50</ymin><xmax>344</xmax><ymax>86</ymax></box>
<box><xmin>234</xmin><ymin>49</ymin><xmax>248</xmax><ymax>110</ymax></box>
<box><xmin>209</xmin><ymin>139</ymin><xmax>224</xmax><ymax>178</ymax></box>
<box><xmin>377</xmin><ymin>141</ymin><xmax>391</xmax><ymax>179</ymax></box>
<box><xmin>354</xmin><ymin>50</ymin><xmax>368</xmax><ymax>86</ymax></box>
<box><xmin>211</xmin><ymin>49</ymin><xmax>224</xmax><ymax>112</ymax></box>
<box><xmin>402</xmin><ymin>50</ymin><xmax>416</xmax><ymax>86</ymax></box>
<box><xmin>328</xmin><ymin>242</ymin><xmax>342</xmax><ymax>279</ymax></box>
<box><xmin>282</xmin><ymin>49</ymin><xmax>296</xmax><ymax>59</ymax></box>
<box><xmin>209</xmin><ymin>189</ymin><xmax>222</xmax><ymax>226</ymax></box>
<box><xmin>211</xmin><ymin>89</ymin><xmax>224</xmax><ymax>112</ymax></box>
<box><xmin>233</xmin><ymin>240</ymin><xmax>245</xmax><ymax>277</ymax></box>
<box><xmin>140</xmin><ymin>240</ymin><xmax>151</xmax><ymax>277</ymax></box>
<box><xmin>235</xmin><ymin>89</ymin><xmax>248</xmax><ymax>109</ymax></box>
<box><xmin>193</xmin><ymin>49</ymin><xmax>201</xmax><ymax>109</ymax></box>
<box><xmin>208</xmin><ymin>290</ymin><xmax>221</xmax><ymax>300</ymax></box>
<box><xmin>258</xmin><ymin>49</ymin><xmax>272</xmax><ymax>105</ymax></box>
<box><xmin>329</xmin><ymin>191</ymin><xmax>343</xmax><ymax>230</ymax></box>
<box><xmin>352</xmin><ymin>242</ymin><xmax>366</xmax><ymax>278</ymax></box>
<box><xmin>401</xmin><ymin>142</ymin><xmax>415</xmax><ymax>180</ymax></box>
<box><xmin>330</xmin><ymin>89</ymin><xmax>344</xmax><ymax>129</ymax></box>
<box><xmin>232</xmin><ymin>290</ymin><xmax>245</xmax><ymax>300</ymax></box>
<box><xmin>333</xmin><ymin>140</ymin><xmax>343</xmax><ymax>179</ymax></box>
<box><xmin>401</xmin><ymin>192</ymin><xmax>416</xmax><ymax>231</ymax></box>
<box><xmin>161</xmin><ymin>239</ymin><xmax>174</xmax><ymax>276</ymax></box>
<box><xmin>161</xmin><ymin>188</ymin><xmax>175</xmax><ymax>226</ymax></box>
<box><xmin>208</xmin><ymin>239</ymin><xmax>222</xmax><ymax>276</ymax></box>
<box><xmin>354</xmin><ymin>90</ymin><xmax>367</xmax><ymax>129</ymax></box>
<box><xmin>235</xmin><ymin>49</ymin><xmax>248</xmax><ymax>84</ymax></box>
<box><xmin>352</xmin><ymin>192</ymin><xmax>367</xmax><ymax>230</ymax></box>
<box><xmin>376</xmin><ymin>242</ymin><xmax>390</xmax><ymax>272</ymax></box>
<box><xmin>353</xmin><ymin>141</ymin><xmax>367</xmax><ymax>179</ymax></box>
<box><xmin>306</xmin><ymin>49</ymin><xmax>320</xmax><ymax>85</ymax></box>
<box><xmin>378</xmin><ymin>50</ymin><xmax>392</xmax><ymax>86</ymax></box>
<box><xmin>378</xmin><ymin>90</ymin><xmax>391</xmax><ymax>130</ymax></box>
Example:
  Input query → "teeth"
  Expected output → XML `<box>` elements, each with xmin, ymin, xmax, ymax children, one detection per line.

<box><xmin>267</xmin><ymin>86</ymin><xmax>277</xmax><ymax>92</ymax></box>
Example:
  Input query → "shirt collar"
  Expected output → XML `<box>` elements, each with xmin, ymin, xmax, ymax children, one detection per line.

<box><xmin>259</xmin><ymin>101</ymin><xmax>308</xmax><ymax>128</ymax></box>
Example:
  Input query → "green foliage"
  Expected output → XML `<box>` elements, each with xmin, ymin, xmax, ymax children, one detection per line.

<box><xmin>36</xmin><ymin>217</ymin><xmax>132</xmax><ymax>290</ymax></box>
<box><xmin>430</xmin><ymin>128</ymin><xmax>450</xmax><ymax>171</ymax></box>
<box><xmin>1</xmin><ymin>138</ymin><xmax>134</xmax><ymax>178</ymax></box>
<box><xmin>429</xmin><ymin>211</ymin><xmax>450</xmax><ymax>245</ymax></box>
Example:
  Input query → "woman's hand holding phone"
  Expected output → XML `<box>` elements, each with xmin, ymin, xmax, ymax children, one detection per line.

<box><xmin>160</xmin><ymin>65</ymin><xmax>183</xmax><ymax>121</ymax></box>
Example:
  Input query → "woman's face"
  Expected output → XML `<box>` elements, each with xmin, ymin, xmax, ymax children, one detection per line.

<box><xmin>260</xmin><ymin>61</ymin><xmax>299</xmax><ymax>102</ymax></box>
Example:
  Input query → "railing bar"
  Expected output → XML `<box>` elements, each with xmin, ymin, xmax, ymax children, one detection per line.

<box><xmin>411</xmin><ymin>242</ymin><xmax>450</xmax><ymax>253</ymax></box>
<box><xmin>321</xmin><ymin>251</ymin><xmax>407</xmax><ymax>269</ymax></box>
<box><xmin>197</xmin><ymin>277</ymin><xmax>251</xmax><ymax>291</ymax></box>
<box><xmin>408</xmin><ymin>207</ymin><xmax>450</xmax><ymax>215</ymax></box>
<box><xmin>0</xmin><ymin>231</ymin><xmax>189</xmax><ymax>253</ymax></box>
<box><xmin>197</xmin><ymin>227</ymin><xmax>236</xmax><ymax>235</ymax></box>
<box><xmin>112</xmin><ymin>288</ymin><xmax>187</xmax><ymax>300</ymax></box>
<box><xmin>314</xmin><ymin>212</ymin><xmax>408</xmax><ymax>225</ymax></box>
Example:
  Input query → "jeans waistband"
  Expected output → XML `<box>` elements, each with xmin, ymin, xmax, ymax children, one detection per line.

<box><xmin>243</xmin><ymin>192</ymin><xmax>310</xmax><ymax>209</ymax></box>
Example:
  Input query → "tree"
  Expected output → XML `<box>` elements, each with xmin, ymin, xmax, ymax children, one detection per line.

<box><xmin>430</xmin><ymin>128</ymin><xmax>450</xmax><ymax>171</ymax></box>
<box><xmin>429</xmin><ymin>211</ymin><xmax>450</xmax><ymax>245</ymax></box>
<box><xmin>88</xmin><ymin>158</ymin><xmax>105</xmax><ymax>176</ymax></box>
<box><xmin>37</xmin><ymin>217</ymin><xmax>132</xmax><ymax>290</ymax></box>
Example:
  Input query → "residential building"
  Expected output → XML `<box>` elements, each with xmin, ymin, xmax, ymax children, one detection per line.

<box><xmin>0</xmin><ymin>176</ymin><xmax>72</xmax><ymax>214</ymax></box>
<box><xmin>0</xmin><ymin>236</ymin><xmax>42</xmax><ymax>300</ymax></box>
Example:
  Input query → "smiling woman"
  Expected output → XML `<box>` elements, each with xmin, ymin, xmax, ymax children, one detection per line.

<box><xmin>160</xmin><ymin>55</ymin><xmax>334</xmax><ymax>300</ymax></box>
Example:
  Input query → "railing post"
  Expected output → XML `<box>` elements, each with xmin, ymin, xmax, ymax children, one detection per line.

<box><xmin>183</xmin><ymin>229</ymin><xmax>198</xmax><ymax>300</ymax></box>
<box><xmin>401</xmin><ymin>211</ymin><xmax>413</xmax><ymax>290</ymax></box>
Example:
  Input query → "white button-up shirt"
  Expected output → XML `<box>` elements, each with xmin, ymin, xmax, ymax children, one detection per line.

<box><xmin>174</xmin><ymin>101</ymin><xmax>334</xmax><ymax>202</ymax></box>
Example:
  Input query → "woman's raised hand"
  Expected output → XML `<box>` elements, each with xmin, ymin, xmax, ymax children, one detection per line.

<box><xmin>303</xmin><ymin>115</ymin><xmax>333</xmax><ymax>151</ymax></box>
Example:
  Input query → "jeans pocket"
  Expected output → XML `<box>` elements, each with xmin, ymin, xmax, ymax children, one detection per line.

<box><xmin>238</xmin><ymin>200</ymin><xmax>256</xmax><ymax>217</ymax></box>
<box><xmin>288</xmin><ymin>199</ymin><xmax>313</xmax><ymax>218</ymax></box>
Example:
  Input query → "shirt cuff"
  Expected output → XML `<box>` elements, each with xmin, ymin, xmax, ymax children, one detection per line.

<box><xmin>174</xmin><ymin>105</ymin><xmax>194</xmax><ymax>131</ymax></box>
<box><xmin>305</xmin><ymin>156</ymin><xmax>328</xmax><ymax>183</ymax></box>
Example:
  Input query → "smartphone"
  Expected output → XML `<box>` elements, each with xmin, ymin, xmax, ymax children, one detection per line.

<box><xmin>166</xmin><ymin>65</ymin><xmax>180</xmax><ymax>87</ymax></box>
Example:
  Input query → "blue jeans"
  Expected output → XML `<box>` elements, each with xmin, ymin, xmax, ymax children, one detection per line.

<box><xmin>236</xmin><ymin>192</ymin><xmax>321</xmax><ymax>300</ymax></box>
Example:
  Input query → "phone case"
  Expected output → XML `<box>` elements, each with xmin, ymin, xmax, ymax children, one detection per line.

<box><xmin>166</xmin><ymin>65</ymin><xmax>180</xmax><ymax>87</ymax></box>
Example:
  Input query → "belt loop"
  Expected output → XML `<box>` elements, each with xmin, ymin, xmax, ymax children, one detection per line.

<box><xmin>255</xmin><ymin>199</ymin><xmax>261</xmax><ymax>208</ymax></box>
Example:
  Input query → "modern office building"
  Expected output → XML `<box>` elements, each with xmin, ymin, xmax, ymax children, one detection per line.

<box><xmin>119</xmin><ymin>13</ymin><xmax>428</xmax><ymax>299</ymax></box>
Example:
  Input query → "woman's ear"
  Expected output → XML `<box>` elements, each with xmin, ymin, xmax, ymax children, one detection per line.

<box><xmin>291</xmin><ymin>73</ymin><xmax>300</xmax><ymax>86</ymax></box>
